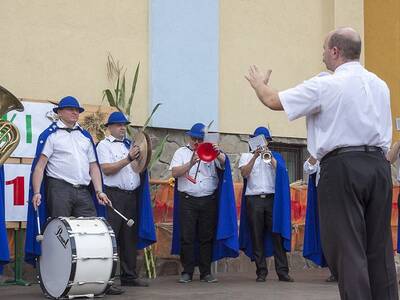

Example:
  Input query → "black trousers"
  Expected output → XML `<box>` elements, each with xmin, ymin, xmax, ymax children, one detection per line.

<box><xmin>318</xmin><ymin>151</ymin><xmax>398</xmax><ymax>300</ymax></box>
<box><xmin>179</xmin><ymin>192</ymin><xmax>217</xmax><ymax>277</ymax></box>
<box><xmin>46</xmin><ymin>177</ymin><xmax>96</xmax><ymax>217</ymax></box>
<box><xmin>246</xmin><ymin>194</ymin><xmax>289</xmax><ymax>277</ymax></box>
<box><xmin>105</xmin><ymin>186</ymin><xmax>139</xmax><ymax>281</ymax></box>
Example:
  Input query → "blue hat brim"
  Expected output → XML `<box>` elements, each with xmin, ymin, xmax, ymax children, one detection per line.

<box><xmin>186</xmin><ymin>131</ymin><xmax>204</xmax><ymax>139</ymax></box>
<box><xmin>250</xmin><ymin>134</ymin><xmax>272</xmax><ymax>141</ymax></box>
<box><xmin>104</xmin><ymin>121</ymin><xmax>131</xmax><ymax>127</ymax></box>
<box><xmin>53</xmin><ymin>106</ymin><xmax>85</xmax><ymax>113</ymax></box>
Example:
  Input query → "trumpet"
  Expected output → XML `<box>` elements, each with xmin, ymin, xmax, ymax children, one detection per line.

<box><xmin>261</xmin><ymin>149</ymin><xmax>272</xmax><ymax>164</ymax></box>
<box><xmin>255</xmin><ymin>146</ymin><xmax>272</xmax><ymax>164</ymax></box>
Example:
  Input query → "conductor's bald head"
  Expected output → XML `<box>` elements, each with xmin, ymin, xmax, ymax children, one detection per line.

<box><xmin>323</xmin><ymin>27</ymin><xmax>362</xmax><ymax>71</ymax></box>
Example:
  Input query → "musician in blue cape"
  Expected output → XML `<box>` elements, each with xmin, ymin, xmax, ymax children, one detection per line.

<box><xmin>97</xmin><ymin>111</ymin><xmax>156</xmax><ymax>289</ymax></box>
<box><xmin>170</xmin><ymin>123</ymin><xmax>239</xmax><ymax>284</ymax></box>
<box><xmin>0</xmin><ymin>165</ymin><xmax>10</xmax><ymax>274</ymax></box>
<box><xmin>24</xmin><ymin>96</ymin><xmax>124</xmax><ymax>295</ymax></box>
<box><xmin>303</xmin><ymin>156</ymin><xmax>336</xmax><ymax>282</ymax></box>
<box><xmin>238</xmin><ymin>126</ymin><xmax>293</xmax><ymax>282</ymax></box>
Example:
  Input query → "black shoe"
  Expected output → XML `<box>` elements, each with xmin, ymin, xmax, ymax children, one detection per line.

<box><xmin>121</xmin><ymin>278</ymin><xmax>149</xmax><ymax>287</ymax></box>
<box><xmin>200</xmin><ymin>274</ymin><xmax>218</xmax><ymax>283</ymax></box>
<box><xmin>256</xmin><ymin>275</ymin><xmax>266</xmax><ymax>282</ymax></box>
<box><xmin>105</xmin><ymin>284</ymin><xmax>125</xmax><ymax>295</ymax></box>
<box><xmin>178</xmin><ymin>273</ymin><xmax>192</xmax><ymax>283</ymax></box>
<box><xmin>325</xmin><ymin>275</ymin><xmax>337</xmax><ymax>282</ymax></box>
<box><xmin>278</xmin><ymin>274</ymin><xmax>294</xmax><ymax>282</ymax></box>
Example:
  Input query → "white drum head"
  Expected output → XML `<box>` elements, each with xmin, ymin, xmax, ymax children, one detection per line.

<box><xmin>39</xmin><ymin>218</ymin><xmax>73</xmax><ymax>298</ymax></box>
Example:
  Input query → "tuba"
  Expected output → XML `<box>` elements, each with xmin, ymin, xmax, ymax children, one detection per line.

<box><xmin>0</xmin><ymin>85</ymin><xmax>24</xmax><ymax>164</ymax></box>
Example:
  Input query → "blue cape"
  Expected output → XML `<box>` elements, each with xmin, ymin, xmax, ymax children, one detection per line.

<box><xmin>171</xmin><ymin>157</ymin><xmax>239</xmax><ymax>261</ymax></box>
<box><xmin>0</xmin><ymin>165</ymin><xmax>10</xmax><ymax>274</ymax></box>
<box><xmin>239</xmin><ymin>151</ymin><xmax>291</xmax><ymax>259</ymax></box>
<box><xmin>303</xmin><ymin>173</ymin><xmax>327</xmax><ymax>267</ymax></box>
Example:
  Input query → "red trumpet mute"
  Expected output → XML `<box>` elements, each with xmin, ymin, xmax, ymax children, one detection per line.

<box><xmin>197</xmin><ymin>142</ymin><xmax>219</xmax><ymax>162</ymax></box>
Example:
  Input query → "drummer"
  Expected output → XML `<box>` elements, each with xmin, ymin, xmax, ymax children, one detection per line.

<box><xmin>30</xmin><ymin>96</ymin><xmax>111</xmax><ymax>217</ymax></box>
<box><xmin>97</xmin><ymin>111</ymin><xmax>156</xmax><ymax>288</ymax></box>
<box><xmin>25</xmin><ymin>97</ymin><xmax>124</xmax><ymax>295</ymax></box>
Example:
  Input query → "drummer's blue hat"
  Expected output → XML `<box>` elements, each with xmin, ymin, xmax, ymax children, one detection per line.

<box><xmin>53</xmin><ymin>96</ymin><xmax>85</xmax><ymax>113</ymax></box>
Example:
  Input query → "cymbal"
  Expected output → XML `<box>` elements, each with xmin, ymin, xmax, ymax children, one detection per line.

<box><xmin>131</xmin><ymin>131</ymin><xmax>152</xmax><ymax>173</ymax></box>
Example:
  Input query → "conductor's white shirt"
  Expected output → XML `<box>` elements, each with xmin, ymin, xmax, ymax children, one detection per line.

<box><xmin>279</xmin><ymin>62</ymin><xmax>392</xmax><ymax>160</ymax></box>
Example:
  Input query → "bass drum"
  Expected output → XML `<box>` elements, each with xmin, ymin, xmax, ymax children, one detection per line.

<box><xmin>38</xmin><ymin>217</ymin><xmax>118</xmax><ymax>299</ymax></box>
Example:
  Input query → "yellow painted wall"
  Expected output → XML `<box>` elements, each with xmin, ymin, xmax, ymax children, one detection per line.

<box><xmin>219</xmin><ymin>0</ymin><xmax>364</xmax><ymax>137</ymax></box>
<box><xmin>0</xmin><ymin>0</ymin><xmax>149</xmax><ymax>125</ymax></box>
<box><xmin>364</xmin><ymin>0</ymin><xmax>400</xmax><ymax>142</ymax></box>
<box><xmin>0</xmin><ymin>0</ymin><xmax>366</xmax><ymax>137</ymax></box>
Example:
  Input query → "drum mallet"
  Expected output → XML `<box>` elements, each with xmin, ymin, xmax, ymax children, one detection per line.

<box><xmin>35</xmin><ymin>208</ymin><xmax>44</xmax><ymax>242</ymax></box>
<box><xmin>108</xmin><ymin>204</ymin><xmax>134</xmax><ymax>227</ymax></box>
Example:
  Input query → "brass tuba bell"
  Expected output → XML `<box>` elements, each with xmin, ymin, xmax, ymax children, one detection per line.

<box><xmin>0</xmin><ymin>85</ymin><xmax>24</xmax><ymax>164</ymax></box>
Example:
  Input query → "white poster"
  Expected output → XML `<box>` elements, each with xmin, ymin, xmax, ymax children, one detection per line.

<box><xmin>3</xmin><ymin>101</ymin><xmax>56</xmax><ymax>158</ymax></box>
<box><xmin>4</xmin><ymin>164</ymin><xmax>31</xmax><ymax>221</ymax></box>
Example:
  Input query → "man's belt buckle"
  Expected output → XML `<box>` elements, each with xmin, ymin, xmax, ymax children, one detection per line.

<box><xmin>72</xmin><ymin>184</ymin><xmax>82</xmax><ymax>189</ymax></box>
<box><xmin>260</xmin><ymin>194</ymin><xmax>267</xmax><ymax>199</ymax></box>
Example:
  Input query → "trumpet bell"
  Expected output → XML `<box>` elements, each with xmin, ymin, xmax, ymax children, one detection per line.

<box><xmin>262</xmin><ymin>151</ymin><xmax>272</xmax><ymax>164</ymax></box>
<box><xmin>197</xmin><ymin>142</ymin><xmax>218</xmax><ymax>162</ymax></box>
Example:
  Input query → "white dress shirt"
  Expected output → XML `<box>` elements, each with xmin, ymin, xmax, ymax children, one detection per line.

<box><xmin>279</xmin><ymin>62</ymin><xmax>392</xmax><ymax>160</ymax></box>
<box><xmin>306</xmin><ymin>72</ymin><xmax>331</xmax><ymax>158</ymax></box>
<box><xmin>97</xmin><ymin>136</ymin><xmax>141</xmax><ymax>191</ymax></box>
<box><xmin>169</xmin><ymin>146</ymin><xmax>221</xmax><ymax>197</ymax></box>
<box><xmin>238</xmin><ymin>153</ymin><xmax>276</xmax><ymax>196</ymax></box>
<box><xmin>42</xmin><ymin>120</ymin><xmax>96</xmax><ymax>185</ymax></box>
<box><xmin>303</xmin><ymin>160</ymin><xmax>320</xmax><ymax>186</ymax></box>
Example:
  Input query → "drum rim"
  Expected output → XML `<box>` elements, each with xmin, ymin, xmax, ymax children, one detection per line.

<box><xmin>38</xmin><ymin>217</ymin><xmax>118</xmax><ymax>299</ymax></box>
<box><xmin>102</xmin><ymin>217</ymin><xmax>118</xmax><ymax>293</ymax></box>
<box><xmin>38</xmin><ymin>217</ymin><xmax>77</xmax><ymax>299</ymax></box>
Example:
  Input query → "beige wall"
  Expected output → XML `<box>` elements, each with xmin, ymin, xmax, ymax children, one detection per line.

<box><xmin>0</xmin><ymin>0</ymin><xmax>149</xmax><ymax>125</ymax></box>
<box><xmin>219</xmin><ymin>0</ymin><xmax>364</xmax><ymax>138</ymax></box>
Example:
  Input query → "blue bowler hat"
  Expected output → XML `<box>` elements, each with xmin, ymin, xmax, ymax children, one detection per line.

<box><xmin>105</xmin><ymin>111</ymin><xmax>131</xmax><ymax>127</ymax></box>
<box><xmin>186</xmin><ymin>123</ymin><xmax>205</xmax><ymax>139</ymax></box>
<box><xmin>53</xmin><ymin>96</ymin><xmax>85</xmax><ymax>113</ymax></box>
<box><xmin>251</xmin><ymin>126</ymin><xmax>272</xmax><ymax>141</ymax></box>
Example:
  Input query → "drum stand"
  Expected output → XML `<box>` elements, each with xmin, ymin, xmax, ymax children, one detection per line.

<box><xmin>0</xmin><ymin>222</ymin><xmax>30</xmax><ymax>286</ymax></box>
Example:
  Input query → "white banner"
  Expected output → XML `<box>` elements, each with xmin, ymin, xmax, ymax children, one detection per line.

<box><xmin>4</xmin><ymin>163</ymin><xmax>31</xmax><ymax>222</ymax></box>
<box><xmin>3</xmin><ymin>101</ymin><xmax>56</xmax><ymax>158</ymax></box>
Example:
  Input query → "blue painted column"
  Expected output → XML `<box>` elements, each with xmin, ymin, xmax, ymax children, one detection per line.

<box><xmin>150</xmin><ymin>0</ymin><xmax>219</xmax><ymax>131</ymax></box>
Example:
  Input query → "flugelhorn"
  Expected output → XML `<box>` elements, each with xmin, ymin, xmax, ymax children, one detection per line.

<box><xmin>0</xmin><ymin>85</ymin><xmax>24</xmax><ymax>164</ymax></box>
